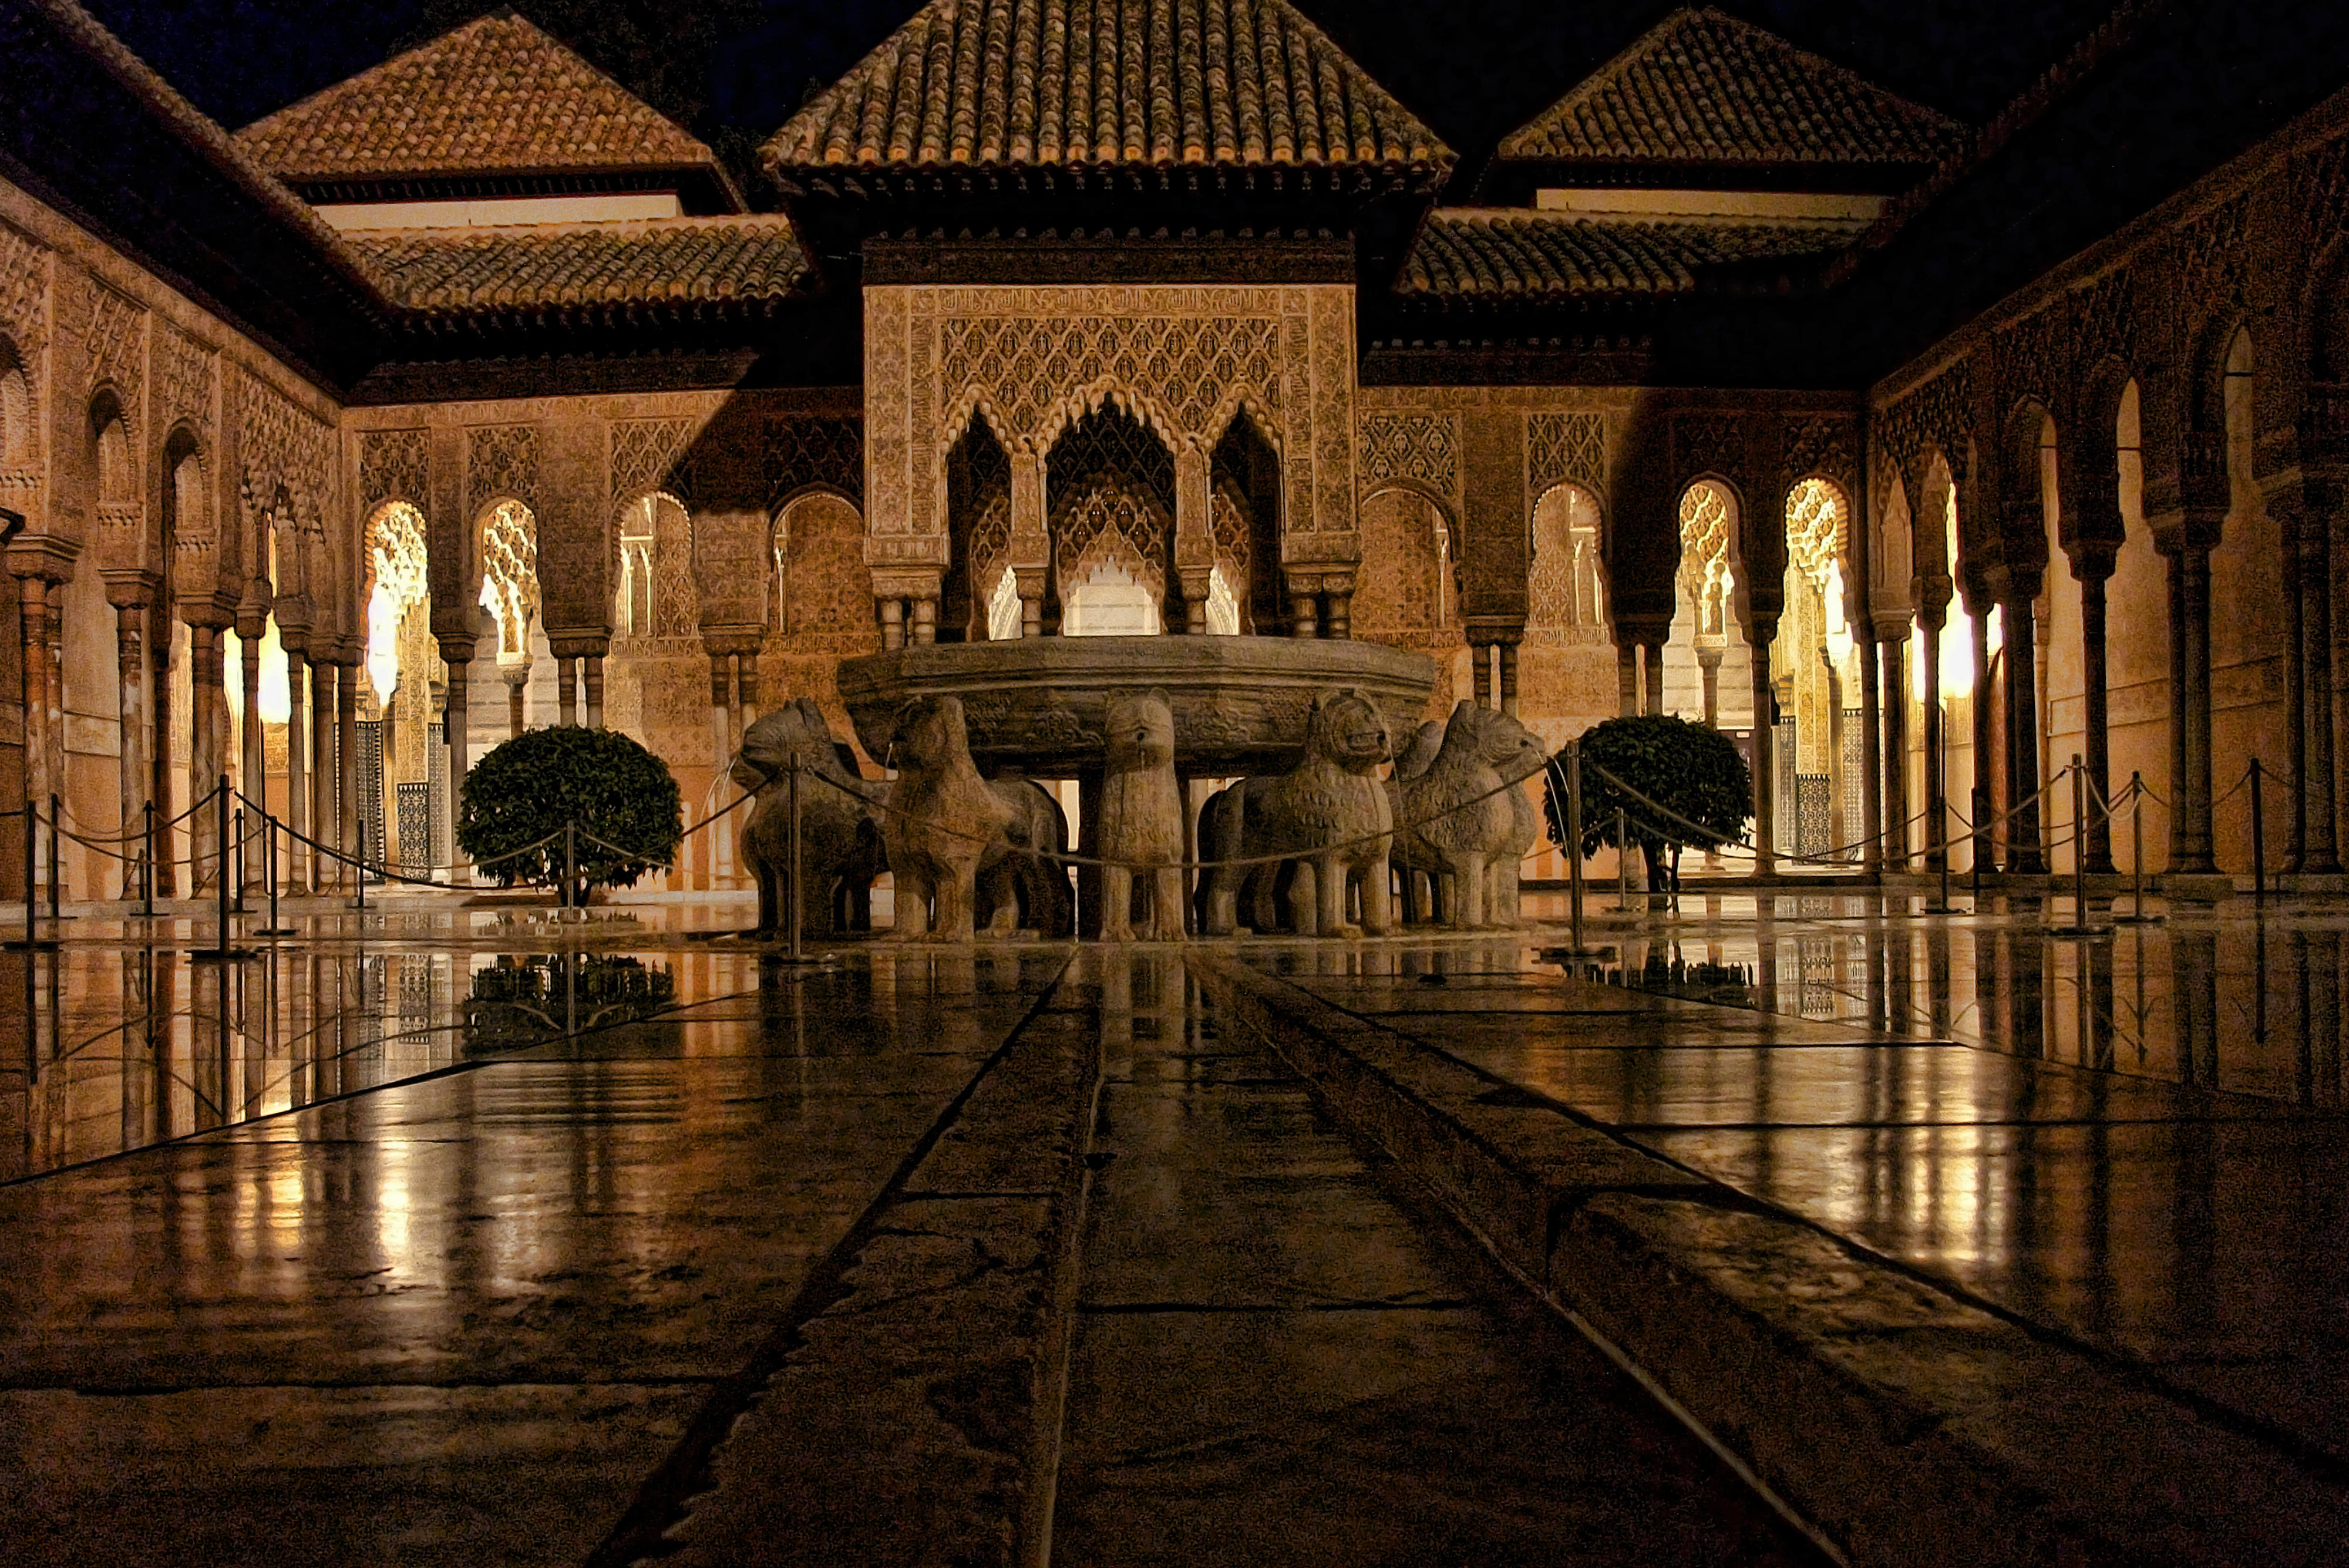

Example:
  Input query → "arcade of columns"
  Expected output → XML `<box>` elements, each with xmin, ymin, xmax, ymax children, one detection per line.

<box><xmin>9</xmin><ymin>99</ymin><xmax>2349</xmax><ymax>902</ymax></box>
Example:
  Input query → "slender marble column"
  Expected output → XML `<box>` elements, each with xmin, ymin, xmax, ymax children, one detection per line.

<box><xmin>1616</xmin><ymin>642</ymin><xmax>1638</xmax><ymax>717</ymax></box>
<box><xmin>2002</xmin><ymin>593</ymin><xmax>2046</xmax><ymax>874</ymax></box>
<box><xmin>583</xmin><ymin>653</ymin><xmax>605</xmax><ymax>728</ymax></box>
<box><xmin>503</xmin><ymin>661</ymin><xmax>530</xmax><ymax>738</ymax></box>
<box><xmin>557</xmin><ymin>657</ymin><xmax>577</xmax><ymax>725</ymax></box>
<box><xmin>235</xmin><ymin>604</ymin><xmax>268</xmax><ymax>894</ymax></box>
<box><xmin>2301</xmin><ymin>486</ymin><xmax>2341</xmax><ymax>872</ymax></box>
<box><xmin>15</xmin><ymin>575</ymin><xmax>52</xmax><ymax>808</ymax></box>
<box><xmin>284</xmin><ymin>650</ymin><xmax>308</xmax><ymax>891</ymax></box>
<box><xmin>152</xmin><ymin>601</ymin><xmax>176</xmax><ymax>897</ymax></box>
<box><xmin>188</xmin><ymin>620</ymin><xmax>228</xmax><ymax>893</ymax></box>
<box><xmin>1859</xmin><ymin>628</ymin><xmax>1883</xmax><ymax>872</ymax></box>
<box><xmin>1750</xmin><ymin>621</ymin><xmax>1776</xmax><ymax>874</ymax></box>
<box><xmin>1288</xmin><ymin>593</ymin><xmax>1318</xmax><ymax>640</ymax></box>
<box><xmin>736</xmin><ymin>651</ymin><xmax>760</xmax><ymax>729</ymax></box>
<box><xmin>337</xmin><ymin>656</ymin><xmax>359</xmax><ymax>891</ymax></box>
<box><xmin>110</xmin><ymin>597</ymin><xmax>149</xmax><ymax>898</ymax></box>
<box><xmin>2077</xmin><ymin>560</ymin><xmax>2118</xmax><ymax>873</ymax></box>
<box><xmin>2171</xmin><ymin>546</ymin><xmax>2219</xmax><ymax>873</ymax></box>
<box><xmin>1499</xmin><ymin>642</ymin><xmax>1520</xmax><ymax>719</ymax></box>
<box><xmin>439</xmin><ymin>637</ymin><xmax>474</xmax><ymax>881</ymax></box>
<box><xmin>1697</xmin><ymin>647</ymin><xmax>1722</xmax><ymax>728</ymax></box>
<box><xmin>1472</xmin><ymin>639</ymin><xmax>1493</xmax><ymax>708</ymax></box>
<box><xmin>1920</xmin><ymin>617</ymin><xmax>1945</xmax><ymax>874</ymax></box>
<box><xmin>1877</xmin><ymin>629</ymin><xmax>1909</xmax><ymax>869</ymax></box>
<box><xmin>1968</xmin><ymin>602</ymin><xmax>1995</xmax><ymax>872</ymax></box>
<box><xmin>311</xmin><ymin>657</ymin><xmax>336</xmax><ymax>891</ymax></box>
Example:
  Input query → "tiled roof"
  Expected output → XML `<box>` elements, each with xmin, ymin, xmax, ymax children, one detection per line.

<box><xmin>237</xmin><ymin>12</ymin><xmax>723</xmax><ymax>185</ymax></box>
<box><xmin>1396</xmin><ymin>208</ymin><xmax>1862</xmax><ymax>299</ymax></box>
<box><xmin>1496</xmin><ymin>7</ymin><xmax>1964</xmax><ymax>169</ymax></box>
<box><xmin>763</xmin><ymin>0</ymin><xmax>1451</xmax><ymax>180</ymax></box>
<box><xmin>345</xmin><ymin>217</ymin><xmax>809</xmax><ymax>318</ymax></box>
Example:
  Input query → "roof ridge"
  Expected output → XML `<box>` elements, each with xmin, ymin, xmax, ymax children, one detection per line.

<box><xmin>762</xmin><ymin>0</ymin><xmax>1452</xmax><ymax>180</ymax></box>
<box><xmin>1495</xmin><ymin>4</ymin><xmax>1964</xmax><ymax>167</ymax></box>
<box><xmin>235</xmin><ymin>9</ymin><xmax>723</xmax><ymax>186</ymax></box>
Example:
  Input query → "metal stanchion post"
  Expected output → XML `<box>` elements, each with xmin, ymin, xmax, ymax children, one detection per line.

<box><xmin>563</xmin><ymin>820</ymin><xmax>578</xmax><ymax>920</ymax></box>
<box><xmin>2114</xmin><ymin>773</ymin><xmax>2162</xmax><ymax>926</ymax></box>
<box><xmin>2055</xmin><ymin>757</ymin><xmax>2102</xmax><ymax>937</ymax></box>
<box><xmin>231</xmin><ymin>805</ymin><xmax>247</xmax><ymax>915</ymax></box>
<box><xmin>2250</xmin><ymin>759</ymin><xmax>2265</xmax><ymax>905</ymax></box>
<box><xmin>258</xmin><ymin>817</ymin><xmax>294</xmax><ymax>937</ymax></box>
<box><xmin>1545</xmin><ymin>741</ymin><xmax>1603</xmax><ymax>963</ymax></box>
<box><xmin>195</xmin><ymin>779</ymin><xmax>247</xmax><ymax>963</ymax></box>
<box><xmin>46</xmin><ymin>793</ymin><xmax>60</xmax><ymax>923</ymax></box>
<box><xmin>143</xmin><ymin>799</ymin><xmax>156</xmax><ymax>920</ymax></box>
<box><xmin>1616</xmin><ymin>807</ymin><xmax>1630</xmax><ymax>911</ymax></box>
<box><xmin>354</xmin><ymin>817</ymin><xmax>369</xmax><ymax>913</ymax></box>
<box><xmin>788</xmin><ymin>754</ymin><xmax>804</xmax><ymax>963</ymax></box>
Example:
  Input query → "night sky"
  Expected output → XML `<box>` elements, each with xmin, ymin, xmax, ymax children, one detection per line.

<box><xmin>82</xmin><ymin>0</ymin><xmax>2129</xmax><ymax>190</ymax></box>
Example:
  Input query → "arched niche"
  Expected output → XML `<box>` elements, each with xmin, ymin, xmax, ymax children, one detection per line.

<box><xmin>1209</xmin><ymin>410</ymin><xmax>1282</xmax><ymax>635</ymax></box>
<box><xmin>613</xmin><ymin>492</ymin><xmax>696</xmax><ymax>641</ymax></box>
<box><xmin>1662</xmin><ymin>479</ymin><xmax>1752</xmax><ymax>729</ymax></box>
<box><xmin>360</xmin><ymin>500</ymin><xmax>440</xmax><ymax>869</ymax></box>
<box><xmin>773</xmin><ymin>490</ymin><xmax>874</xmax><ymax>653</ymax></box>
<box><xmin>1046</xmin><ymin>403</ymin><xmax>1174</xmax><ymax>636</ymax></box>
<box><xmin>2208</xmin><ymin>325</ymin><xmax>2287</xmax><ymax>873</ymax></box>
<box><xmin>1354</xmin><ymin>483</ymin><xmax>1466</xmax><ymax>713</ymax></box>
<box><xmin>941</xmin><ymin>416</ymin><xmax>1012</xmax><ymax>642</ymax></box>
<box><xmin>1779</xmin><ymin>477</ymin><xmax>1859</xmax><ymax>859</ymax></box>
<box><xmin>2106</xmin><ymin>381</ymin><xmax>2169</xmax><ymax>871</ymax></box>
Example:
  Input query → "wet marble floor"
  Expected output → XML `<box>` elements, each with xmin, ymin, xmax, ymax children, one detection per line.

<box><xmin>1265</xmin><ymin>896</ymin><xmax>2349</xmax><ymax>1475</ymax></box>
<box><xmin>0</xmin><ymin>907</ymin><xmax>1826</xmax><ymax>1566</ymax></box>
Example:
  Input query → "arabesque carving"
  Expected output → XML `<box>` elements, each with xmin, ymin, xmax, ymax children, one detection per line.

<box><xmin>467</xmin><ymin>423</ymin><xmax>539</xmax><ymax>516</ymax></box>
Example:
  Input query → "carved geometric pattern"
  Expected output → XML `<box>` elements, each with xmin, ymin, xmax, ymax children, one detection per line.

<box><xmin>2175</xmin><ymin>191</ymin><xmax>2251</xmax><ymax>310</ymax></box>
<box><xmin>764</xmin><ymin>415</ymin><xmax>863</xmax><ymax>507</ymax></box>
<box><xmin>466</xmin><ymin>423</ymin><xmax>538</xmax><ymax>516</ymax></box>
<box><xmin>479</xmin><ymin>499</ymin><xmax>540</xmax><ymax>657</ymax></box>
<box><xmin>1210</xmin><ymin>486</ymin><xmax>1253</xmax><ymax>584</ymax></box>
<box><xmin>155</xmin><ymin>321</ymin><xmax>214</xmax><ymax>440</ymax></box>
<box><xmin>1785</xmin><ymin>478</ymin><xmax>1847</xmax><ymax>590</ymax></box>
<box><xmin>1047</xmin><ymin>405</ymin><xmax>1176</xmax><ymax>517</ymax></box>
<box><xmin>1053</xmin><ymin>474</ymin><xmax>1169</xmax><ymax>606</ymax></box>
<box><xmin>1678</xmin><ymin>481</ymin><xmax>1734</xmax><ymax>640</ymax></box>
<box><xmin>1527</xmin><ymin>411</ymin><xmax>1606</xmax><ymax>497</ymax></box>
<box><xmin>1358</xmin><ymin>414</ymin><xmax>1459</xmax><ymax>497</ymax></box>
<box><xmin>0</xmin><ymin>223</ymin><xmax>48</xmax><ymax>351</ymax></box>
<box><xmin>942</xmin><ymin>310</ymin><xmax>1283</xmax><ymax>452</ymax></box>
<box><xmin>1527</xmin><ymin>482</ymin><xmax>1606</xmax><ymax>647</ymax></box>
<box><xmin>1783</xmin><ymin>416</ymin><xmax>1855</xmax><ymax>492</ymax></box>
<box><xmin>609</xmin><ymin>416</ymin><xmax>694</xmax><ymax>508</ymax></box>
<box><xmin>359</xmin><ymin>428</ymin><xmax>430</xmax><ymax>509</ymax></box>
<box><xmin>651</xmin><ymin>499</ymin><xmax>697</xmax><ymax>638</ymax></box>
<box><xmin>1673</xmin><ymin>415</ymin><xmax>1745</xmax><ymax>489</ymax></box>
<box><xmin>965</xmin><ymin>492</ymin><xmax>1013</xmax><ymax>612</ymax></box>
<box><xmin>2071</xmin><ymin>267</ymin><xmax>2136</xmax><ymax>366</ymax></box>
<box><xmin>85</xmin><ymin>283</ymin><xmax>143</xmax><ymax>421</ymax></box>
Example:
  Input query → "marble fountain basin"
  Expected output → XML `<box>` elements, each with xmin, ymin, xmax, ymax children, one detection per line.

<box><xmin>837</xmin><ymin>635</ymin><xmax>1441</xmax><ymax>776</ymax></box>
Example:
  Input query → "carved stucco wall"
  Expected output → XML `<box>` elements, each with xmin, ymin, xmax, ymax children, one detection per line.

<box><xmin>864</xmin><ymin>283</ymin><xmax>1359</xmax><ymax>576</ymax></box>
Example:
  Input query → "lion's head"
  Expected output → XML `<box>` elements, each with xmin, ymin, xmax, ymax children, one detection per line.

<box><xmin>1449</xmin><ymin>701</ymin><xmax>1549</xmax><ymax>779</ymax></box>
<box><xmin>891</xmin><ymin>694</ymin><xmax>970</xmax><ymax>774</ymax></box>
<box><xmin>1305</xmin><ymin>689</ymin><xmax>1392</xmax><ymax>774</ymax></box>
<box><xmin>732</xmin><ymin>698</ymin><xmax>837</xmax><ymax>790</ymax></box>
<box><xmin>1104</xmin><ymin>691</ymin><xmax>1176</xmax><ymax>774</ymax></box>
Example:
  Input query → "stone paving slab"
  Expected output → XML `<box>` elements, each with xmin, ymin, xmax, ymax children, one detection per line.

<box><xmin>1193</xmin><ymin>951</ymin><xmax>2349</xmax><ymax>1568</ymax></box>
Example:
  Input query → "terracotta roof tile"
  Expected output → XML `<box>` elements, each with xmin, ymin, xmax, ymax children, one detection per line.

<box><xmin>1497</xmin><ymin>7</ymin><xmax>1964</xmax><ymax>169</ymax></box>
<box><xmin>345</xmin><ymin>217</ymin><xmax>809</xmax><ymax>317</ymax></box>
<box><xmin>763</xmin><ymin>0</ymin><xmax>1451</xmax><ymax>179</ymax></box>
<box><xmin>237</xmin><ymin>12</ymin><xmax>722</xmax><ymax>185</ymax></box>
<box><xmin>1397</xmin><ymin>208</ymin><xmax>1862</xmax><ymax>298</ymax></box>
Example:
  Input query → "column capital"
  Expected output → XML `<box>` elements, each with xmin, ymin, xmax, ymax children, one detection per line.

<box><xmin>99</xmin><ymin>567</ymin><xmax>163</xmax><ymax>610</ymax></box>
<box><xmin>5</xmin><ymin>536</ymin><xmax>75</xmax><ymax>584</ymax></box>
<box><xmin>436</xmin><ymin>635</ymin><xmax>479</xmax><ymax>667</ymax></box>
<box><xmin>698</xmin><ymin>625</ymin><xmax>764</xmax><ymax>660</ymax></box>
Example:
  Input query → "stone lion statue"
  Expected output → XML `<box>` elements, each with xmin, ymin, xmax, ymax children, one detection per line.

<box><xmin>1389</xmin><ymin>701</ymin><xmax>1547</xmax><ymax>929</ymax></box>
<box><xmin>1390</xmin><ymin>719</ymin><xmax>1447</xmax><ymax>923</ymax></box>
<box><xmin>882</xmin><ymin>695</ymin><xmax>1014</xmax><ymax>941</ymax></box>
<box><xmin>1200</xmin><ymin>688</ymin><xmax>1394</xmax><ymax>938</ymax></box>
<box><xmin>974</xmin><ymin>774</ymin><xmax>1073</xmax><ymax>938</ymax></box>
<box><xmin>1097</xmin><ymin>691</ymin><xmax>1185</xmax><ymax>940</ymax></box>
<box><xmin>731</xmin><ymin>697</ymin><xmax>878</xmax><ymax>938</ymax></box>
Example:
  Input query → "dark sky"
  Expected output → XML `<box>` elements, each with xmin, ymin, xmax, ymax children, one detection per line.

<box><xmin>85</xmin><ymin>0</ymin><xmax>2125</xmax><ymax>176</ymax></box>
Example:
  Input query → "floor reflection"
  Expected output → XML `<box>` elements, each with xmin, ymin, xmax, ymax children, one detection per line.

<box><xmin>0</xmin><ymin>945</ymin><xmax>697</xmax><ymax>1182</ymax></box>
<box><xmin>1528</xmin><ymin>894</ymin><xmax>2349</xmax><ymax>1107</ymax></box>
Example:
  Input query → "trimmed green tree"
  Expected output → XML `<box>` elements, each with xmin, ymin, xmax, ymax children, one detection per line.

<box><xmin>1543</xmin><ymin>715</ymin><xmax>1751</xmax><ymax>889</ymax></box>
<box><xmin>457</xmin><ymin>726</ymin><xmax>683</xmax><ymax>906</ymax></box>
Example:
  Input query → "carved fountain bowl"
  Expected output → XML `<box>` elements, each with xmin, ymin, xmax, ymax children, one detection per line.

<box><xmin>837</xmin><ymin>635</ymin><xmax>1442</xmax><ymax>777</ymax></box>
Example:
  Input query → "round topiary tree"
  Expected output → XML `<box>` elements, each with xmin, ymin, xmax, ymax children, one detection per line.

<box><xmin>457</xmin><ymin>725</ymin><xmax>683</xmax><ymax>906</ymax></box>
<box><xmin>1543</xmin><ymin>714</ymin><xmax>1751</xmax><ymax>890</ymax></box>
